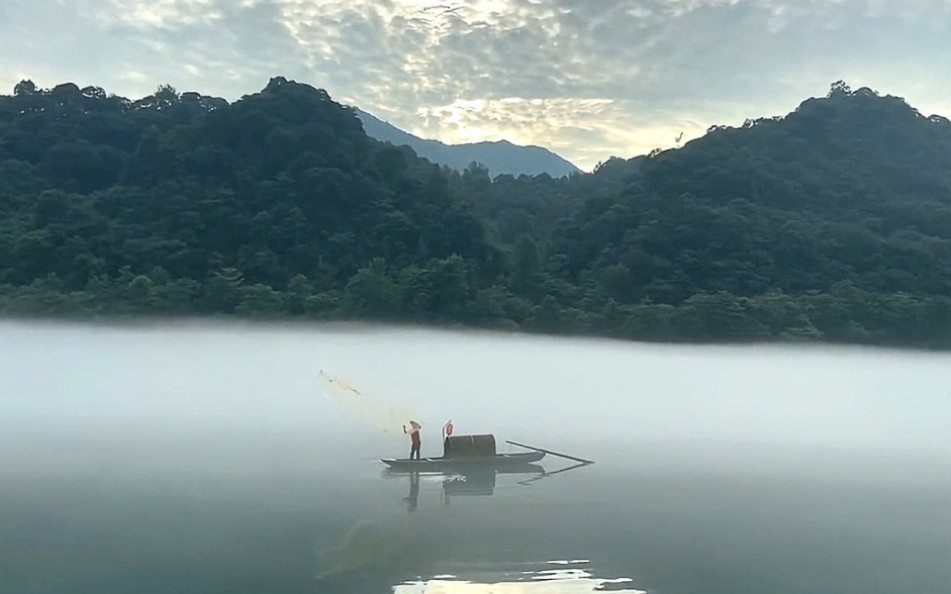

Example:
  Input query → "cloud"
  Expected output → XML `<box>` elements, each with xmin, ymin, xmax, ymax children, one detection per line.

<box><xmin>4</xmin><ymin>0</ymin><xmax>951</xmax><ymax>169</ymax></box>
<box><xmin>93</xmin><ymin>0</ymin><xmax>224</xmax><ymax>29</ymax></box>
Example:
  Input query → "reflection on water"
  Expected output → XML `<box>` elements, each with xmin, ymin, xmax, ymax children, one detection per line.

<box><xmin>316</xmin><ymin>463</ymin><xmax>597</xmax><ymax>588</ymax></box>
<box><xmin>394</xmin><ymin>562</ymin><xmax>644</xmax><ymax>593</ymax></box>
<box><xmin>385</xmin><ymin>466</ymin><xmax>549</xmax><ymax>510</ymax></box>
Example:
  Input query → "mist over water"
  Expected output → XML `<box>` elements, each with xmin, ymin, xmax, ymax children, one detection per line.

<box><xmin>2</xmin><ymin>320</ymin><xmax>950</xmax><ymax>594</ymax></box>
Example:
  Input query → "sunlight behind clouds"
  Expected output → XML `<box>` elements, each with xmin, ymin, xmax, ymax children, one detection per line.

<box><xmin>416</xmin><ymin>97</ymin><xmax>616</xmax><ymax>151</ymax></box>
<box><xmin>412</xmin><ymin>97</ymin><xmax>709</xmax><ymax>165</ymax></box>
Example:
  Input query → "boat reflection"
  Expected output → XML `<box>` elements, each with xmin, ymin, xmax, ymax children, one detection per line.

<box><xmin>386</xmin><ymin>465</ymin><xmax>546</xmax><ymax>511</ymax></box>
<box><xmin>316</xmin><ymin>463</ymin><xmax>597</xmax><ymax>588</ymax></box>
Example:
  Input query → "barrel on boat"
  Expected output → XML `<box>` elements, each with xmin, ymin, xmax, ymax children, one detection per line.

<box><xmin>444</xmin><ymin>434</ymin><xmax>496</xmax><ymax>458</ymax></box>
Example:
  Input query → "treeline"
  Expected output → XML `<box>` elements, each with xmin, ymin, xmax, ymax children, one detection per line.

<box><xmin>3</xmin><ymin>78</ymin><xmax>951</xmax><ymax>347</ymax></box>
<box><xmin>4</xmin><ymin>266</ymin><xmax>950</xmax><ymax>347</ymax></box>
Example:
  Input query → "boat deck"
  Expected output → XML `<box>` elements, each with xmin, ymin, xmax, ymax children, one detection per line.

<box><xmin>381</xmin><ymin>450</ymin><xmax>545</xmax><ymax>470</ymax></box>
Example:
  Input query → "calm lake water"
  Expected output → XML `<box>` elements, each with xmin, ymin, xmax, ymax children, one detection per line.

<box><xmin>2</xmin><ymin>321</ymin><xmax>950</xmax><ymax>594</ymax></box>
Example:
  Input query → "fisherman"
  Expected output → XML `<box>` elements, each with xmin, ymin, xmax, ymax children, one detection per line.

<box><xmin>403</xmin><ymin>420</ymin><xmax>422</xmax><ymax>460</ymax></box>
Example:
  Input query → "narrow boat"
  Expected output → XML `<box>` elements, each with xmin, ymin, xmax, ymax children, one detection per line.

<box><xmin>381</xmin><ymin>450</ymin><xmax>545</xmax><ymax>471</ymax></box>
<box><xmin>381</xmin><ymin>433</ymin><xmax>546</xmax><ymax>470</ymax></box>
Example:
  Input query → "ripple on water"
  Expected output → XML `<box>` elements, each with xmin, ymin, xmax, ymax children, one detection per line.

<box><xmin>392</xmin><ymin>560</ymin><xmax>645</xmax><ymax>593</ymax></box>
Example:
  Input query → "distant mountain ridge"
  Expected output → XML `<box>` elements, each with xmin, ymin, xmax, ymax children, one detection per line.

<box><xmin>355</xmin><ymin>108</ymin><xmax>581</xmax><ymax>178</ymax></box>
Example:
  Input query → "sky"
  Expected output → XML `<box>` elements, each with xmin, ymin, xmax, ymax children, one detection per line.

<box><xmin>2</xmin><ymin>0</ymin><xmax>951</xmax><ymax>170</ymax></box>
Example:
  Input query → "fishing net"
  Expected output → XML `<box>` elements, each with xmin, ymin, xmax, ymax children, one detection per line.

<box><xmin>319</xmin><ymin>370</ymin><xmax>422</xmax><ymax>440</ymax></box>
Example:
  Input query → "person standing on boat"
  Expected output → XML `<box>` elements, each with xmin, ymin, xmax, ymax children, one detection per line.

<box><xmin>403</xmin><ymin>420</ymin><xmax>422</xmax><ymax>460</ymax></box>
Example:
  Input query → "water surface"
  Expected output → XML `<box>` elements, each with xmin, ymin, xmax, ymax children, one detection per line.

<box><xmin>2</xmin><ymin>321</ymin><xmax>950</xmax><ymax>593</ymax></box>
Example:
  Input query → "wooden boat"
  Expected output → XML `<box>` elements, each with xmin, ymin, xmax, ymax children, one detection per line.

<box><xmin>382</xmin><ymin>450</ymin><xmax>545</xmax><ymax>471</ymax></box>
<box><xmin>382</xmin><ymin>433</ymin><xmax>595</xmax><ymax>473</ymax></box>
<box><xmin>382</xmin><ymin>433</ymin><xmax>547</xmax><ymax>471</ymax></box>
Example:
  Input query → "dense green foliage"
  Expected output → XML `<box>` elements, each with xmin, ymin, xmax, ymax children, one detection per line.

<box><xmin>3</xmin><ymin>79</ymin><xmax>951</xmax><ymax>347</ymax></box>
<box><xmin>0</xmin><ymin>78</ymin><xmax>499</xmax><ymax>322</ymax></box>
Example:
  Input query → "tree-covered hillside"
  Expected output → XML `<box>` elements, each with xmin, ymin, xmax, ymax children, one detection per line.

<box><xmin>2</xmin><ymin>79</ymin><xmax>951</xmax><ymax>347</ymax></box>
<box><xmin>0</xmin><ymin>78</ymin><xmax>501</xmax><ymax>320</ymax></box>
<box><xmin>531</xmin><ymin>83</ymin><xmax>951</xmax><ymax>343</ymax></box>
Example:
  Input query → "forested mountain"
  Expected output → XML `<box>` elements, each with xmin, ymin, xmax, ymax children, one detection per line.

<box><xmin>543</xmin><ymin>82</ymin><xmax>951</xmax><ymax>343</ymax></box>
<box><xmin>0</xmin><ymin>78</ymin><xmax>500</xmax><ymax>321</ymax></box>
<box><xmin>2</xmin><ymin>79</ymin><xmax>951</xmax><ymax>348</ymax></box>
<box><xmin>556</xmin><ymin>83</ymin><xmax>951</xmax><ymax>296</ymax></box>
<box><xmin>356</xmin><ymin>108</ymin><xmax>581</xmax><ymax>178</ymax></box>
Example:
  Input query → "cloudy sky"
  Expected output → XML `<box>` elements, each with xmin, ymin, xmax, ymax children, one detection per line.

<box><xmin>2</xmin><ymin>0</ymin><xmax>950</xmax><ymax>170</ymax></box>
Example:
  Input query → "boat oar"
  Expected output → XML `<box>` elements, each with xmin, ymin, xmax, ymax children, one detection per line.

<box><xmin>517</xmin><ymin>461</ymin><xmax>591</xmax><ymax>485</ymax></box>
<box><xmin>505</xmin><ymin>441</ymin><xmax>594</xmax><ymax>465</ymax></box>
